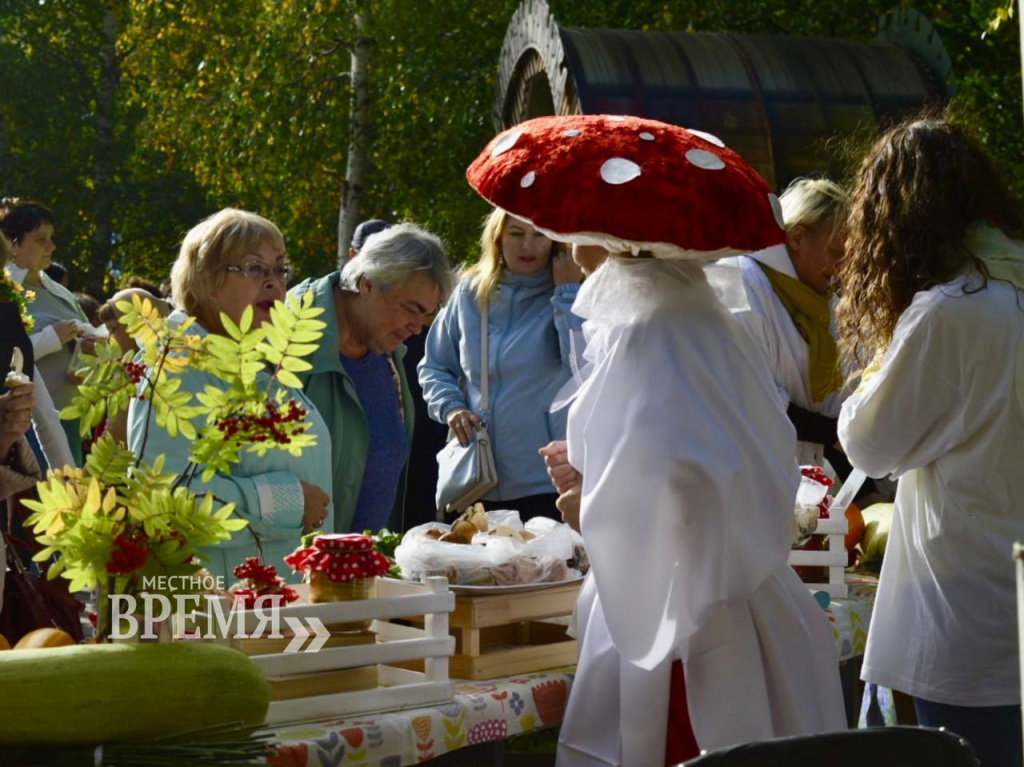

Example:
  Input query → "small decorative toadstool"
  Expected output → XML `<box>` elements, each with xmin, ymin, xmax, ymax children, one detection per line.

<box><xmin>466</xmin><ymin>114</ymin><xmax>784</xmax><ymax>259</ymax></box>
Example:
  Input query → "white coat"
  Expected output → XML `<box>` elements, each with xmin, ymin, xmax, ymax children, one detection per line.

<box><xmin>556</xmin><ymin>258</ymin><xmax>845</xmax><ymax>767</ymax></box>
<box><xmin>726</xmin><ymin>246</ymin><xmax>844</xmax><ymax>466</ymax></box>
<box><xmin>2</xmin><ymin>266</ymin><xmax>75</xmax><ymax>470</ymax></box>
<box><xmin>839</xmin><ymin>226</ymin><xmax>1024</xmax><ymax>707</ymax></box>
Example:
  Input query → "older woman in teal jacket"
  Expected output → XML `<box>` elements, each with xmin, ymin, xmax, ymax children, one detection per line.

<box><xmin>128</xmin><ymin>209</ymin><xmax>333</xmax><ymax>582</ymax></box>
<box><xmin>288</xmin><ymin>223</ymin><xmax>454</xmax><ymax>535</ymax></box>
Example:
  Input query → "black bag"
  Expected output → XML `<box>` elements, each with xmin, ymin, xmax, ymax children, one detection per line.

<box><xmin>0</xmin><ymin>519</ymin><xmax>84</xmax><ymax>645</ymax></box>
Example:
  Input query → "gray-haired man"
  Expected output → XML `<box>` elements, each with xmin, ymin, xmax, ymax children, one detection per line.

<box><xmin>289</xmin><ymin>222</ymin><xmax>455</xmax><ymax>534</ymax></box>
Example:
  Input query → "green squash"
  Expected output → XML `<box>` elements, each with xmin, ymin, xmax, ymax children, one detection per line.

<box><xmin>0</xmin><ymin>641</ymin><xmax>269</xmax><ymax>744</ymax></box>
<box><xmin>860</xmin><ymin>502</ymin><xmax>894</xmax><ymax>563</ymax></box>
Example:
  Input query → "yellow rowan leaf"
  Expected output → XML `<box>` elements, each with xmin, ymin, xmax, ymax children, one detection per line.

<box><xmin>85</xmin><ymin>479</ymin><xmax>103</xmax><ymax>514</ymax></box>
<box><xmin>275</xmin><ymin>369</ymin><xmax>303</xmax><ymax>389</ymax></box>
<box><xmin>280</xmin><ymin>356</ymin><xmax>312</xmax><ymax>373</ymax></box>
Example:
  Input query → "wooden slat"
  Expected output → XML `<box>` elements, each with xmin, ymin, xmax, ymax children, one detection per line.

<box><xmin>193</xmin><ymin>590</ymin><xmax>455</xmax><ymax>636</ymax></box>
<box><xmin>462</xmin><ymin>627</ymin><xmax>481</xmax><ymax>656</ymax></box>
<box><xmin>814</xmin><ymin>518</ymin><xmax>849</xmax><ymax>534</ymax></box>
<box><xmin>452</xmin><ymin>583</ymin><xmax>582</xmax><ymax>628</ymax></box>
<box><xmin>789</xmin><ymin>548</ymin><xmax>847</xmax><ymax>566</ymax></box>
<box><xmin>232</xmin><ymin>630</ymin><xmax>374</xmax><ymax>657</ymax></box>
<box><xmin>449</xmin><ymin>639</ymin><xmax>578</xmax><ymax>680</ymax></box>
<box><xmin>253</xmin><ymin>635</ymin><xmax>454</xmax><ymax>677</ymax></box>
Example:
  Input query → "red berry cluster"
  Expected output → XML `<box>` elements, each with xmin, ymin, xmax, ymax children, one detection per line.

<box><xmin>231</xmin><ymin>556</ymin><xmax>299</xmax><ymax>608</ymax></box>
<box><xmin>106</xmin><ymin>531</ymin><xmax>149</xmax><ymax>574</ymax></box>
<box><xmin>122</xmin><ymin>361</ymin><xmax>146</xmax><ymax>385</ymax></box>
<box><xmin>215</xmin><ymin>399</ymin><xmax>307</xmax><ymax>445</ymax></box>
<box><xmin>233</xmin><ymin>556</ymin><xmax>281</xmax><ymax>585</ymax></box>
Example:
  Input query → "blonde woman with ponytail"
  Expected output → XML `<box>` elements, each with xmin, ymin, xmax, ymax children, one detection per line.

<box><xmin>727</xmin><ymin>177</ymin><xmax>860</xmax><ymax>472</ymax></box>
<box><xmin>419</xmin><ymin>208</ymin><xmax>583</xmax><ymax>521</ymax></box>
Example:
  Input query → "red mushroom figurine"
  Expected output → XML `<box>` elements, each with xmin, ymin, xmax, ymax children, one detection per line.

<box><xmin>466</xmin><ymin>114</ymin><xmax>784</xmax><ymax>258</ymax></box>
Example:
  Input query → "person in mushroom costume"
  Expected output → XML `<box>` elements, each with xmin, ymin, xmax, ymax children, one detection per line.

<box><xmin>468</xmin><ymin>114</ymin><xmax>846</xmax><ymax>765</ymax></box>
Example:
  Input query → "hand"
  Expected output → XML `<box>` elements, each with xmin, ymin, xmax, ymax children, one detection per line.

<box><xmin>300</xmin><ymin>481</ymin><xmax>330</xmax><ymax>533</ymax></box>
<box><xmin>539</xmin><ymin>440</ymin><xmax>581</xmax><ymax>494</ymax></box>
<box><xmin>77</xmin><ymin>336</ymin><xmax>98</xmax><ymax>355</ymax></box>
<box><xmin>555</xmin><ymin>485</ymin><xmax>582</xmax><ymax>533</ymax></box>
<box><xmin>53</xmin><ymin>320</ymin><xmax>81</xmax><ymax>346</ymax></box>
<box><xmin>552</xmin><ymin>250</ymin><xmax>584</xmax><ymax>287</ymax></box>
<box><xmin>0</xmin><ymin>382</ymin><xmax>36</xmax><ymax>441</ymax></box>
<box><xmin>446</xmin><ymin>407</ymin><xmax>482</xmax><ymax>447</ymax></box>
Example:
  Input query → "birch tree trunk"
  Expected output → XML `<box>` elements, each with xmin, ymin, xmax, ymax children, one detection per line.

<box><xmin>0</xmin><ymin>109</ymin><xmax>11</xmax><ymax>197</ymax></box>
<box><xmin>1020</xmin><ymin>0</ymin><xmax>1024</xmax><ymax>129</ymax></box>
<box><xmin>336</xmin><ymin>6</ymin><xmax>371</xmax><ymax>268</ymax></box>
<box><xmin>88</xmin><ymin>2</ymin><xmax>119</xmax><ymax>296</ymax></box>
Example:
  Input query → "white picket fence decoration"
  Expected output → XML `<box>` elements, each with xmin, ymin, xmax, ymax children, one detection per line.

<box><xmin>191</xmin><ymin>575</ymin><xmax>455</xmax><ymax>725</ymax></box>
<box><xmin>788</xmin><ymin>516</ymin><xmax>849</xmax><ymax>599</ymax></box>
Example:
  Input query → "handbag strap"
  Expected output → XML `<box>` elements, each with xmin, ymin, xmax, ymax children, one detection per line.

<box><xmin>480</xmin><ymin>299</ymin><xmax>489</xmax><ymax>416</ymax></box>
<box><xmin>1</xmin><ymin>516</ymin><xmax>25</xmax><ymax>574</ymax></box>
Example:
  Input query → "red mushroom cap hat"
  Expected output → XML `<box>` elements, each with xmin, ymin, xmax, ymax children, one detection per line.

<box><xmin>466</xmin><ymin>114</ymin><xmax>785</xmax><ymax>259</ymax></box>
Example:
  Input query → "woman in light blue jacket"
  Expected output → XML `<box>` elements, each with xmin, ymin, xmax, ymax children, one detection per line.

<box><xmin>128</xmin><ymin>209</ymin><xmax>333</xmax><ymax>582</ymax></box>
<box><xmin>419</xmin><ymin>208</ymin><xmax>583</xmax><ymax>520</ymax></box>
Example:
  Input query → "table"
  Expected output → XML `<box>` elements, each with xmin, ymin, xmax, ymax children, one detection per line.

<box><xmin>266</xmin><ymin>670</ymin><xmax>575</xmax><ymax>767</ymax></box>
<box><xmin>264</xmin><ymin>575</ymin><xmax>878</xmax><ymax>766</ymax></box>
<box><xmin>826</xmin><ymin>574</ymin><xmax>878</xmax><ymax>662</ymax></box>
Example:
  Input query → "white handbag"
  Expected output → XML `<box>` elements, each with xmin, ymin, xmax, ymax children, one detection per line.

<box><xmin>435</xmin><ymin>299</ymin><xmax>498</xmax><ymax>516</ymax></box>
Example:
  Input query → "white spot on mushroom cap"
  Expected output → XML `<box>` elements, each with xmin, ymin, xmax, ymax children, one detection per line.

<box><xmin>607</xmin><ymin>116</ymin><xmax>626</xmax><ymax>122</ymax></box>
<box><xmin>688</xmin><ymin>129</ymin><xmax>726</xmax><ymax>148</ymax></box>
<box><xmin>564</xmin><ymin>129</ymin><xmax>581</xmax><ymax>137</ymax></box>
<box><xmin>600</xmin><ymin>158</ymin><xmax>642</xmax><ymax>185</ymax></box>
<box><xmin>639</xmin><ymin>132</ymin><xmax>655</xmax><ymax>141</ymax></box>
<box><xmin>768</xmin><ymin>194</ymin><xmax>785</xmax><ymax>229</ymax></box>
<box><xmin>520</xmin><ymin>171</ymin><xmax>536</xmax><ymax>188</ymax></box>
<box><xmin>491</xmin><ymin>130</ymin><xmax>523</xmax><ymax>157</ymax></box>
<box><xmin>686</xmin><ymin>149</ymin><xmax>725</xmax><ymax>171</ymax></box>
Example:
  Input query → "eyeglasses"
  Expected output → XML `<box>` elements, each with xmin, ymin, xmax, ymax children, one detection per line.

<box><xmin>225</xmin><ymin>262</ymin><xmax>294</xmax><ymax>282</ymax></box>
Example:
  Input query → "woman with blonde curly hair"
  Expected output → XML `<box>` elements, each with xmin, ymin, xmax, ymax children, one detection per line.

<box><xmin>837</xmin><ymin>118</ymin><xmax>1024</xmax><ymax>767</ymax></box>
<box><xmin>128</xmin><ymin>209</ymin><xmax>334</xmax><ymax>581</ymax></box>
<box><xmin>419</xmin><ymin>208</ymin><xmax>583</xmax><ymax>520</ymax></box>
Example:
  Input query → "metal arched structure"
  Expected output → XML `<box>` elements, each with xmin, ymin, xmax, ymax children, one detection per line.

<box><xmin>495</xmin><ymin>1</ymin><xmax>953</xmax><ymax>189</ymax></box>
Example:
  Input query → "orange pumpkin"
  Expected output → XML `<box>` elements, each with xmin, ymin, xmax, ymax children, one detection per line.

<box><xmin>14</xmin><ymin>628</ymin><xmax>77</xmax><ymax>650</ymax></box>
<box><xmin>845</xmin><ymin>501</ymin><xmax>865</xmax><ymax>551</ymax></box>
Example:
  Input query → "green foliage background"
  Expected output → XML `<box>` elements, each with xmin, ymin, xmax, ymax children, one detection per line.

<box><xmin>0</xmin><ymin>0</ymin><xmax>1019</xmax><ymax>295</ymax></box>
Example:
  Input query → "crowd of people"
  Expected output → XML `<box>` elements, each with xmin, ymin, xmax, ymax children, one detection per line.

<box><xmin>1</xmin><ymin>114</ymin><xmax>1022</xmax><ymax>766</ymax></box>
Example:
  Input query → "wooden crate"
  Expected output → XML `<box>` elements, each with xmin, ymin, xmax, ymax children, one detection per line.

<box><xmin>788</xmin><ymin>516</ymin><xmax>849</xmax><ymax>598</ymax></box>
<box><xmin>377</xmin><ymin>578</ymin><xmax>582</xmax><ymax>680</ymax></box>
<box><xmin>190</xmin><ymin>576</ymin><xmax>455</xmax><ymax>724</ymax></box>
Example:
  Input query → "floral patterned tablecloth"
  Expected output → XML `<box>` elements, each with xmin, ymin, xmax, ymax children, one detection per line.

<box><xmin>263</xmin><ymin>575</ymin><xmax>877</xmax><ymax>767</ymax></box>
<box><xmin>825</xmin><ymin>573</ymin><xmax>879</xmax><ymax>662</ymax></box>
<box><xmin>265</xmin><ymin>670</ymin><xmax>575</xmax><ymax>767</ymax></box>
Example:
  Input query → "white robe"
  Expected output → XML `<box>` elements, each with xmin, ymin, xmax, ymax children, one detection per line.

<box><xmin>557</xmin><ymin>258</ymin><xmax>845</xmax><ymax>767</ymax></box>
<box><xmin>839</xmin><ymin>226</ymin><xmax>1024</xmax><ymax>707</ymax></box>
<box><xmin>726</xmin><ymin>246</ymin><xmax>845</xmax><ymax>466</ymax></box>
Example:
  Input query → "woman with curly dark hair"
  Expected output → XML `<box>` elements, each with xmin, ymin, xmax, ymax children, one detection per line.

<box><xmin>837</xmin><ymin>118</ymin><xmax>1024</xmax><ymax>767</ymax></box>
<box><xmin>1</xmin><ymin>199</ymin><xmax>92</xmax><ymax>465</ymax></box>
